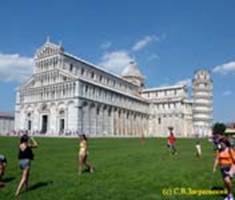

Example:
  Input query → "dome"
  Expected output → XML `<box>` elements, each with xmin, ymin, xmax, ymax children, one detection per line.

<box><xmin>121</xmin><ymin>61</ymin><xmax>144</xmax><ymax>79</ymax></box>
<box><xmin>121</xmin><ymin>61</ymin><xmax>145</xmax><ymax>88</ymax></box>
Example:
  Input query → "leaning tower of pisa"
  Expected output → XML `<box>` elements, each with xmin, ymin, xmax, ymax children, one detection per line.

<box><xmin>192</xmin><ymin>69</ymin><xmax>213</xmax><ymax>137</ymax></box>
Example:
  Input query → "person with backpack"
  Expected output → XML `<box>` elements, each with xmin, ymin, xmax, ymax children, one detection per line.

<box><xmin>15</xmin><ymin>134</ymin><xmax>38</xmax><ymax>196</ymax></box>
<box><xmin>213</xmin><ymin>137</ymin><xmax>235</xmax><ymax>200</ymax></box>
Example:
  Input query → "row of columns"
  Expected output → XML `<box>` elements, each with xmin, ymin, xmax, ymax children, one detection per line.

<box><xmin>0</xmin><ymin>118</ymin><xmax>14</xmax><ymax>135</ymax></box>
<box><xmin>23</xmin><ymin>81</ymin><xmax>77</xmax><ymax>103</ymax></box>
<box><xmin>79</xmin><ymin>101</ymin><xmax>148</xmax><ymax>136</ymax></box>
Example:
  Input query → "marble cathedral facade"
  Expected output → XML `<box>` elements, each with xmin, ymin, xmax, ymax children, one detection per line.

<box><xmin>15</xmin><ymin>39</ymin><xmax>213</xmax><ymax>137</ymax></box>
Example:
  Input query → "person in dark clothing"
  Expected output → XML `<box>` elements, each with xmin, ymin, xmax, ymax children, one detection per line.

<box><xmin>0</xmin><ymin>154</ymin><xmax>7</xmax><ymax>187</ymax></box>
<box><xmin>15</xmin><ymin>134</ymin><xmax>38</xmax><ymax>196</ymax></box>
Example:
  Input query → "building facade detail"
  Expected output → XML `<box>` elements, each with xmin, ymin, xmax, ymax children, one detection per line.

<box><xmin>0</xmin><ymin>112</ymin><xmax>14</xmax><ymax>135</ymax></box>
<box><xmin>192</xmin><ymin>70</ymin><xmax>213</xmax><ymax>136</ymax></box>
<box><xmin>15</xmin><ymin>39</ymin><xmax>213</xmax><ymax>137</ymax></box>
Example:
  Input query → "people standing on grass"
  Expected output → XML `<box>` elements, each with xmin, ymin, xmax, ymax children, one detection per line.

<box><xmin>195</xmin><ymin>140</ymin><xmax>202</xmax><ymax>157</ymax></box>
<box><xmin>167</xmin><ymin>127</ymin><xmax>177</xmax><ymax>155</ymax></box>
<box><xmin>211</xmin><ymin>122</ymin><xmax>227</xmax><ymax>150</ymax></box>
<box><xmin>213</xmin><ymin>137</ymin><xmax>235</xmax><ymax>200</ymax></box>
<box><xmin>78</xmin><ymin>134</ymin><xmax>94</xmax><ymax>175</ymax></box>
<box><xmin>140</xmin><ymin>133</ymin><xmax>145</xmax><ymax>144</ymax></box>
<box><xmin>0</xmin><ymin>154</ymin><xmax>7</xmax><ymax>187</ymax></box>
<box><xmin>211</xmin><ymin>122</ymin><xmax>235</xmax><ymax>200</ymax></box>
<box><xmin>15</xmin><ymin>134</ymin><xmax>38</xmax><ymax>196</ymax></box>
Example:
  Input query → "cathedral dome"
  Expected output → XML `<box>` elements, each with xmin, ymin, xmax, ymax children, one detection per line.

<box><xmin>121</xmin><ymin>61</ymin><xmax>145</xmax><ymax>88</ymax></box>
<box><xmin>122</xmin><ymin>61</ymin><xmax>144</xmax><ymax>79</ymax></box>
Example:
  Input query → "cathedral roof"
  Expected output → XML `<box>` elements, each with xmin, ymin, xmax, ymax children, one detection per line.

<box><xmin>121</xmin><ymin>61</ymin><xmax>144</xmax><ymax>79</ymax></box>
<box><xmin>143</xmin><ymin>84</ymin><xmax>186</xmax><ymax>92</ymax></box>
<box><xmin>34</xmin><ymin>37</ymin><xmax>64</xmax><ymax>59</ymax></box>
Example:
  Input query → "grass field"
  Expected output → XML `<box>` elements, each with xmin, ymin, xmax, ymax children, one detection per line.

<box><xmin>0</xmin><ymin>137</ymin><xmax>230</xmax><ymax>200</ymax></box>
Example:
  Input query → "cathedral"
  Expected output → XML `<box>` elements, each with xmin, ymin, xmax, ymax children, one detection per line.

<box><xmin>15</xmin><ymin>39</ymin><xmax>213</xmax><ymax>137</ymax></box>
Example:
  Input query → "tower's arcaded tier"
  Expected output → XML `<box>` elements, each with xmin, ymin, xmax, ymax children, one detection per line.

<box><xmin>192</xmin><ymin>69</ymin><xmax>213</xmax><ymax>137</ymax></box>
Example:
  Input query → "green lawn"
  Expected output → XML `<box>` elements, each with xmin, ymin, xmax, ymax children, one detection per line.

<box><xmin>0</xmin><ymin>137</ymin><xmax>228</xmax><ymax>200</ymax></box>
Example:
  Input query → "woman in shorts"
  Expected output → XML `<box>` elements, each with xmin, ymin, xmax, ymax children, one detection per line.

<box><xmin>15</xmin><ymin>134</ymin><xmax>38</xmax><ymax>196</ymax></box>
<box><xmin>78</xmin><ymin>134</ymin><xmax>94</xmax><ymax>175</ymax></box>
<box><xmin>213</xmin><ymin>138</ymin><xmax>235</xmax><ymax>200</ymax></box>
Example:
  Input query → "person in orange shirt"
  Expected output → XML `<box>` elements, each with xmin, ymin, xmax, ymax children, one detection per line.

<box><xmin>213</xmin><ymin>138</ymin><xmax>235</xmax><ymax>200</ymax></box>
<box><xmin>167</xmin><ymin>127</ymin><xmax>177</xmax><ymax>155</ymax></box>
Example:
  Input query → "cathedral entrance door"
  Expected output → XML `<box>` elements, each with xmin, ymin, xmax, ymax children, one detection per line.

<box><xmin>28</xmin><ymin>120</ymin><xmax>32</xmax><ymax>131</ymax></box>
<box><xmin>59</xmin><ymin>119</ymin><xmax>65</xmax><ymax>132</ymax></box>
<box><xmin>41</xmin><ymin>115</ymin><xmax>48</xmax><ymax>133</ymax></box>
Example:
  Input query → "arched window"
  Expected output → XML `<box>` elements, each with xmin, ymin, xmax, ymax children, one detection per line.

<box><xmin>91</xmin><ymin>71</ymin><xmax>95</xmax><ymax>79</ymax></box>
<box><xmin>69</xmin><ymin>64</ymin><xmax>73</xmax><ymax>72</ymax></box>
<box><xmin>81</xmin><ymin>68</ymin><xmax>84</xmax><ymax>75</ymax></box>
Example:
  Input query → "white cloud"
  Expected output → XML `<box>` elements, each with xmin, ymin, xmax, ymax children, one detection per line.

<box><xmin>213</xmin><ymin>61</ymin><xmax>235</xmax><ymax>74</ymax></box>
<box><xmin>132</xmin><ymin>35</ymin><xmax>157</xmax><ymax>52</ymax></box>
<box><xmin>0</xmin><ymin>53</ymin><xmax>33</xmax><ymax>82</ymax></box>
<box><xmin>98</xmin><ymin>34</ymin><xmax>161</xmax><ymax>74</ymax></box>
<box><xmin>175</xmin><ymin>78</ymin><xmax>192</xmax><ymax>87</ymax></box>
<box><xmin>147</xmin><ymin>54</ymin><xmax>159</xmax><ymax>62</ymax></box>
<box><xmin>223</xmin><ymin>90</ymin><xmax>232</xmax><ymax>96</ymax></box>
<box><xmin>98</xmin><ymin>50</ymin><xmax>133</xmax><ymax>74</ymax></box>
<box><xmin>100</xmin><ymin>41</ymin><xmax>112</xmax><ymax>50</ymax></box>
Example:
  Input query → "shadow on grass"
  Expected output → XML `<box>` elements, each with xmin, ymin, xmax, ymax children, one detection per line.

<box><xmin>0</xmin><ymin>182</ymin><xmax>5</xmax><ymax>188</ymax></box>
<box><xmin>28</xmin><ymin>180</ymin><xmax>54</xmax><ymax>191</ymax></box>
<box><xmin>0</xmin><ymin>176</ymin><xmax>15</xmax><ymax>187</ymax></box>
<box><xmin>83</xmin><ymin>168</ymin><xmax>91</xmax><ymax>173</ymax></box>
<box><xmin>3</xmin><ymin>176</ymin><xmax>15</xmax><ymax>183</ymax></box>
<box><xmin>82</xmin><ymin>167</ymin><xmax>95</xmax><ymax>174</ymax></box>
<box><xmin>211</xmin><ymin>186</ymin><xmax>226</xmax><ymax>198</ymax></box>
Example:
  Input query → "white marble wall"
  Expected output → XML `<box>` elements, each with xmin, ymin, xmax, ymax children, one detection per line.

<box><xmin>0</xmin><ymin>117</ymin><xmax>14</xmax><ymax>135</ymax></box>
<box><xmin>14</xmin><ymin>40</ymin><xmax>209</xmax><ymax>138</ymax></box>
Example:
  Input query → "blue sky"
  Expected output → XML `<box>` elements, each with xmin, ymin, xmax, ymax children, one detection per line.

<box><xmin>0</xmin><ymin>0</ymin><xmax>235</xmax><ymax>122</ymax></box>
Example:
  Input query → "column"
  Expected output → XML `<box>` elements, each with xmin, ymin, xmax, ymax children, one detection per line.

<box><xmin>107</xmin><ymin>107</ymin><xmax>113</xmax><ymax>136</ymax></box>
<box><xmin>96</xmin><ymin>105</ymin><xmax>103</xmax><ymax>135</ymax></box>
<box><xmin>130</xmin><ymin>113</ymin><xmax>133</xmax><ymax>136</ymax></box>
<box><xmin>78</xmin><ymin>106</ymin><xmax>83</xmax><ymax>134</ymax></box>
<box><xmin>136</xmin><ymin>115</ymin><xmax>140</xmax><ymax>136</ymax></box>
<box><xmin>113</xmin><ymin>108</ymin><xmax>118</xmax><ymax>136</ymax></box>
<box><xmin>119</xmin><ymin>110</ymin><xmax>123</xmax><ymax>136</ymax></box>
<box><xmin>82</xmin><ymin>102</ymin><xmax>89</xmax><ymax>135</ymax></box>
<box><xmin>122</xmin><ymin>110</ymin><xmax>126</xmax><ymax>136</ymax></box>
<box><xmin>103</xmin><ymin>105</ymin><xmax>108</xmax><ymax>135</ymax></box>
<box><xmin>90</xmin><ymin>103</ymin><xmax>96</xmax><ymax>136</ymax></box>
<box><xmin>117</xmin><ymin>109</ymin><xmax>121</xmax><ymax>136</ymax></box>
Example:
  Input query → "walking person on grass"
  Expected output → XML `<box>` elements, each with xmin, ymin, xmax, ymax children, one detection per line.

<box><xmin>78</xmin><ymin>134</ymin><xmax>94</xmax><ymax>175</ymax></box>
<box><xmin>15</xmin><ymin>134</ymin><xmax>38</xmax><ymax>196</ymax></box>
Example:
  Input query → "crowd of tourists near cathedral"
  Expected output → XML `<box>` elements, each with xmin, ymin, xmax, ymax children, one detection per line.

<box><xmin>1</xmin><ymin>123</ymin><xmax>235</xmax><ymax>200</ymax></box>
<box><xmin>0</xmin><ymin>132</ymin><xmax>95</xmax><ymax>196</ymax></box>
